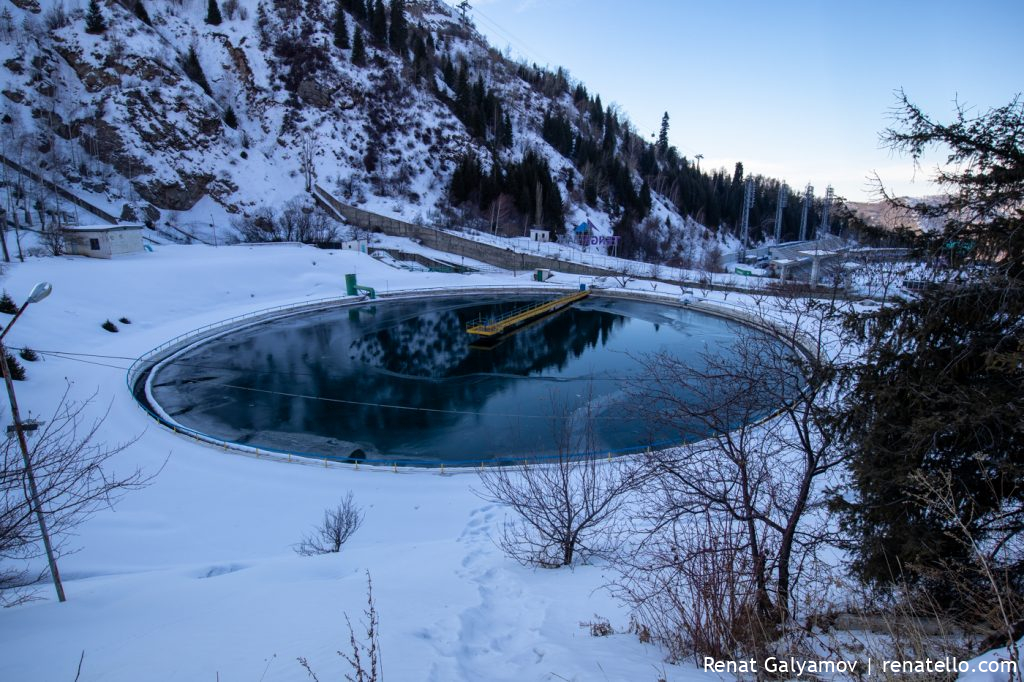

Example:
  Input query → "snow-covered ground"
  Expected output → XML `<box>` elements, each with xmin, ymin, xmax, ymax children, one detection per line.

<box><xmin>0</xmin><ymin>244</ymin><xmax>705</xmax><ymax>681</ymax></box>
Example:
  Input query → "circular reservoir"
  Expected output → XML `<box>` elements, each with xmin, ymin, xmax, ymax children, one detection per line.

<box><xmin>143</xmin><ymin>293</ymin><xmax>794</xmax><ymax>465</ymax></box>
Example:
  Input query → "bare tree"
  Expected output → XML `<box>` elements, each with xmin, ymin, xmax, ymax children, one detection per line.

<box><xmin>616</xmin><ymin>288</ymin><xmax>849</xmax><ymax>658</ymax></box>
<box><xmin>858</xmin><ymin>257</ymin><xmax>909</xmax><ymax>304</ymax></box>
<box><xmin>295</xmin><ymin>492</ymin><xmax>364</xmax><ymax>556</ymax></box>
<box><xmin>299</xmin><ymin>132</ymin><xmax>318</xmax><ymax>193</ymax></box>
<box><xmin>0</xmin><ymin>388</ymin><xmax>150</xmax><ymax>603</ymax></box>
<box><xmin>612</xmin><ymin>261</ymin><xmax>643</xmax><ymax>288</ymax></box>
<box><xmin>232</xmin><ymin>198</ymin><xmax>341</xmax><ymax>245</ymax></box>
<box><xmin>476</xmin><ymin>392</ymin><xmax>636</xmax><ymax>567</ymax></box>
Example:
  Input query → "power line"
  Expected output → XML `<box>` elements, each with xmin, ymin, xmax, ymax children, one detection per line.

<box><xmin>22</xmin><ymin>348</ymin><xmax>635</xmax><ymax>422</ymax></box>
<box><xmin>467</xmin><ymin>3</ymin><xmax>551</xmax><ymax>68</ymax></box>
<box><xmin>218</xmin><ymin>382</ymin><xmax>612</xmax><ymax>421</ymax></box>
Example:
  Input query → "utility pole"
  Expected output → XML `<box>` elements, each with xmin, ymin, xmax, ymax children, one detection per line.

<box><xmin>0</xmin><ymin>283</ymin><xmax>63</xmax><ymax>602</ymax></box>
<box><xmin>798</xmin><ymin>183</ymin><xmax>813</xmax><ymax>242</ymax></box>
<box><xmin>773</xmin><ymin>183</ymin><xmax>788</xmax><ymax>243</ymax></box>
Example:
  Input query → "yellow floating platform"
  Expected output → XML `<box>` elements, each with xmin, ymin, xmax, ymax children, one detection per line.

<box><xmin>466</xmin><ymin>290</ymin><xmax>589</xmax><ymax>338</ymax></box>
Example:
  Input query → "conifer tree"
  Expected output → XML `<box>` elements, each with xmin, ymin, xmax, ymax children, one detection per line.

<box><xmin>206</xmin><ymin>0</ymin><xmax>222</xmax><ymax>26</ymax></box>
<box><xmin>388</xmin><ymin>0</ymin><xmax>407</xmax><ymax>54</ymax></box>
<box><xmin>657</xmin><ymin>111</ymin><xmax>670</xmax><ymax>155</ymax></box>
<box><xmin>837</xmin><ymin>92</ymin><xmax>1024</xmax><ymax>596</ymax></box>
<box><xmin>501</xmin><ymin>111</ymin><xmax>513</xmax><ymax>148</ymax></box>
<box><xmin>223</xmin><ymin>105</ymin><xmax>238</xmax><ymax>129</ymax></box>
<box><xmin>333</xmin><ymin>1</ymin><xmax>350</xmax><ymax>49</ymax></box>
<box><xmin>134</xmin><ymin>0</ymin><xmax>151</xmax><ymax>26</ymax></box>
<box><xmin>84</xmin><ymin>0</ymin><xmax>106</xmax><ymax>34</ymax></box>
<box><xmin>0</xmin><ymin>291</ymin><xmax>16</xmax><ymax>315</ymax></box>
<box><xmin>181</xmin><ymin>46</ymin><xmax>212</xmax><ymax>96</ymax></box>
<box><xmin>346</xmin><ymin>0</ymin><xmax>366</xmax><ymax>21</ymax></box>
<box><xmin>351</xmin><ymin>26</ymin><xmax>367</xmax><ymax>66</ymax></box>
<box><xmin>370</xmin><ymin>0</ymin><xmax>388</xmax><ymax>46</ymax></box>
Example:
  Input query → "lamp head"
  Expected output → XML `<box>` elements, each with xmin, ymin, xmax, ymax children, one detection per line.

<box><xmin>26</xmin><ymin>282</ymin><xmax>52</xmax><ymax>304</ymax></box>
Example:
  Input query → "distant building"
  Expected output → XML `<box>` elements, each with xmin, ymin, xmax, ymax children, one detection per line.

<box><xmin>342</xmin><ymin>239</ymin><xmax>369</xmax><ymax>253</ymax></box>
<box><xmin>64</xmin><ymin>224</ymin><xmax>144</xmax><ymax>259</ymax></box>
<box><xmin>529</xmin><ymin>228</ymin><xmax>550</xmax><ymax>243</ymax></box>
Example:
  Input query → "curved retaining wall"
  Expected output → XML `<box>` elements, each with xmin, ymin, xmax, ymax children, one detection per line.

<box><xmin>127</xmin><ymin>287</ymin><xmax>814</xmax><ymax>471</ymax></box>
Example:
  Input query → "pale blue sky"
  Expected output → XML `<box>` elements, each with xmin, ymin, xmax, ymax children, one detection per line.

<box><xmin>456</xmin><ymin>0</ymin><xmax>1023</xmax><ymax>202</ymax></box>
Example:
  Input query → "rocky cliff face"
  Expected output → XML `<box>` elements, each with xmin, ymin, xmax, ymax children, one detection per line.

<box><xmin>0</xmin><ymin>0</ymin><xmax>712</xmax><ymax>255</ymax></box>
<box><xmin>1</xmin><ymin>1</ymin><xmax>520</xmax><ymax>225</ymax></box>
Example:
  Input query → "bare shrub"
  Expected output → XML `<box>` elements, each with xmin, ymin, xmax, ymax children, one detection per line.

<box><xmin>581</xmin><ymin>615</ymin><xmax>614</xmax><ymax>637</ymax></box>
<box><xmin>475</xmin><ymin>392</ymin><xmax>635</xmax><ymax>567</ymax></box>
<box><xmin>295</xmin><ymin>492</ymin><xmax>363</xmax><ymax>556</ymax></box>
<box><xmin>612</xmin><ymin>262</ymin><xmax>643</xmax><ymax>288</ymax></box>
<box><xmin>805</xmin><ymin>582</ymin><xmax>974</xmax><ymax>682</ymax></box>
<box><xmin>910</xmin><ymin>469</ymin><xmax>1024</xmax><ymax>677</ymax></box>
<box><xmin>42</xmin><ymin>227</ymin><xmax>65</xmax><ymax>256</ymax></box>
<box><xmin>232</xmin><ymin>198</ymin><xmax>342</xmax><ymax>245</ymax></box>
<box><xmin>299</xmin><ymin>572</ymin><xmax>381</xmax><ymax>682</ymax></box>
<box><xmin>43</xmin><ymin>2</ymin><xmax>70</xmax><ymax>30</ymax></box>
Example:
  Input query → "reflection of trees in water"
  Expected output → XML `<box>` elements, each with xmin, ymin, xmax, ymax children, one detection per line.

<box><xmin>303</xmin><ymin>305</ymin><xmax>629</xmax><ymax>440</ymax></box>
<box><xmin>161</xmin><ymin>301</ymin><xmax>629</xmax><ymax>454</ymax></box>
<box><xmin>350</xmin><ymin>304</ymin><xmax>624</xmax><ymax>379</ymax></box>
<box><xmin>350</xmin><ymin>309</ymin><xmax>469</xmax><ymax>378</ymax></box>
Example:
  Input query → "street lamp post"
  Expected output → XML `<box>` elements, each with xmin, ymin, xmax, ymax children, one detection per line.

<box><xmin>0</xmin><ymin>282</ymin><xmax>64</xmax><ymax>602</ymax></box>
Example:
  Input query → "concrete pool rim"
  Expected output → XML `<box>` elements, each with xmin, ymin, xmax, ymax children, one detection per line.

<box><xmin>127</xmin><ymin>286</ymin><xmax>815</xmax><ymax>471</ymax></box>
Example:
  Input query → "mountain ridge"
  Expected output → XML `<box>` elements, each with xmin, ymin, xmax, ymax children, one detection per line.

<box><xmin>1</xmin><ymin>0</ymin><xmax>846</xmax><ymax>262</ymax></box>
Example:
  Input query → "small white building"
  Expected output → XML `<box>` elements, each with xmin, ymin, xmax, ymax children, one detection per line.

<box><xmin>529</xmin><ymin>228</ymin><xmax>550</xmax><ymax>243</ymax></box>
<box><xmin>65</xmin><ymin>224</ymin><xmax>144</xmax><ymax>259</ymax></box>
<box><xmin>342</xmin><ymin>239</ymin><xmax>369</xmax><ymax>253</ymax></box>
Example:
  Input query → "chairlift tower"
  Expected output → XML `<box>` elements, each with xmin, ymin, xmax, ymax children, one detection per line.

<box><xmin>739</xmin><ymin>176</ymin><xmax>755</xmax><ymax>259</ymax></box>
<box><xmin>456</xmin><ymin>0</ymin><xmax>471</xmax><ymax>24</ymax></box>
<box><xmin>773</xmin><ymin>183</ymin><xmax>788</xmax><ymax>243</ymax></box>
<box><xmin>817</xmin><ymin>185</ymin><xmax>834</xmax><ymax>240</ymax></box>
<box><xmin>798</xmin><ymin>183</ymin><xmax>813</xmax><ymax>241</ymax></box>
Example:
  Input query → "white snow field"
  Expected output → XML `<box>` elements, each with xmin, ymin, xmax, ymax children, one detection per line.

<box><xmin>0</xmin><ymin>244</ymin><xmax>702</xmax><ymax>682</ymax></box>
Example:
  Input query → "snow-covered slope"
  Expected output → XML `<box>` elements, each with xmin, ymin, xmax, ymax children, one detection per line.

<box><xmin>0</xmin><ymin>242</ymin><xmax>707</xmax><ymax>681</ymax></box>
<box><xmin>1</xmin><ymin>0</ymin><xmax>735</xmax><ymax>261</ymax></box>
